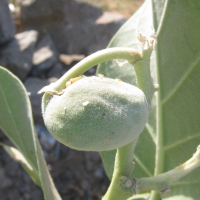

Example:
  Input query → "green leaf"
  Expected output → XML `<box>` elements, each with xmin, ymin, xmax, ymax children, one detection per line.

<box><xmin>0</xmin><ymin>66</ymin><xmax>62</xmax><ymax>200</ymax></box>
<box><xmin>97</xmin><ymin>0</ymin><xmax>154</xmax><ymax>86</ymax></box>
<box><xmin>0</xmin><ymin>142</ymin><xmax>41</xmax><ymax>186</ymax></box>
<box><xmin>97</xmin><ymin>0</ymin><xmax>200</xmax><ymax>199</ymax></box>
<box><xmin>35</xmin><ymin>136</ymin><xmax>62</xmax><ymax>200</ymax></box>
<box><xmin>0</xmin><ymin>66</ymin><xmax>38</xmax><ymax>173</ymax></box>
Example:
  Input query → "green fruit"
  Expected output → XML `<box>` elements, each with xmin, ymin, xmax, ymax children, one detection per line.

<box><xmin>42</xmin><ymin>76</ymin><xmax>149</xmax><ymax>151</ymax></box>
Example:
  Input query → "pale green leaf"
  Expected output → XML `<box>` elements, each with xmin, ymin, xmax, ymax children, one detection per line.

<box><xmin>0</xmin><ymin>66</ymin><xmax>38</xmax><ymax>173</ymax></box>
<box><xmin>0</xmin><ymin>142</ymin><xmax>40</xmax><ymax>186</ymax></box>
<box><xmin>0</xmin><ymin>66</ymin><xmax>62</xmax><ymax>200</ymax></box>
<box><xmin>97</xmin><ymin>0</ymin><xmax>200</xmax><ymax>199</ymax></box>
<box><xmin>35</xmin><ymin>136</ymin><xmax>62</xmax><ymax>200</ymax></box>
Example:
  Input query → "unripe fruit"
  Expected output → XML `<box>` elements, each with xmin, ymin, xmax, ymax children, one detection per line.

<box><xmin>42</xmin><ymin>76</ymin><xmax>149</xmax><ymax>151</ymax></box>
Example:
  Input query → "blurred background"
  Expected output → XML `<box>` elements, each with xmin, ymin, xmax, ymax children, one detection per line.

<box><xmin>0</xmin><ymin>0</ymin><xmax>144</xmax><ymax>199</ymax></box>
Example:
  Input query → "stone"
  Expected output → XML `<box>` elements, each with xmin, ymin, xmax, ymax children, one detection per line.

<box><xmin>94</xmin><ymin>169</ymin><xmax>104</xmax><ymax>179</ymax></box>
<box><xmin>46</xmin><ymin>62</ymin><xmax>64</xmax><ymax>79</ymax></box>
<box><xmin>59</xmin><ymin>54</ymin><xmax>85</xmax><ymax>65</ymax></box>
<box><xmin>35</xmin><ymin>125</ymin><xmax>56</xmax><ymax>151</ymax></box>
<box><xmin>19</xmin><ymin>0</ymin><xmax>125</xmax><ymax>56</ymax></box>
<box><xmin>31</xmin><ymin>189</ymin><xmax>43</xmax><ymax>200</ymax></box>
<box><xmin>21</xmin><ymin>0</ymin><xmax>102</xmax><ymax>29</ymax></box>
<box><xmin>6</xmin><ymin>188</ymin><xmax>22</xmax><ymax>200</ymax></box>
<box><xmin>5</xmin><ymin>160</ymin><xmax>19</xmax><ymax>177</ymax></box>
<box><xmin>47</xmin><ymin>11</ymin><xmax>125</xmax><ymax>55</ymax></box>
<box><xmin>0</xmin><ymin>0</ymin><xmax>16</xmax><ymax>44</ymax></box>
<box><xmin>86</xmin><ymin>20</ymin><xmax>126</xmax><ymax>55</ymax></box>
<box><xmin>96</xmin><ymin>12</ymin><xmax>126</xmax><ymax>24</ymax></box>
<box><xmin>0</xmin><ymin>167</ymin><xmax>12</xmax><ymax>189</ymax></box>
<box><xmin>0</xmin><ymin>30</ymin><xmax>38</xmax><ymax>80</ymax></box>
<box><xmin>24</xmin><ymin>77</ymin><xmax>57</xmax><ymax>124</ymax></box>
<box><xmin>48</xmin><ymin>19</ymin><xmax>125</xmax><ymax>55</ymax></box>
<box><xmin>0</xmin><ymin>129</ymin><xmax>6</xmax><ymax>140</ymax></box>
<box><xmin>30</xmin><ymin>33</ymin><xmax>58</xmax><ymax>77</ymax></box>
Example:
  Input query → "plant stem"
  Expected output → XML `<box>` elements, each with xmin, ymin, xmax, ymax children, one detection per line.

<box><xmin>132</xmin><ymin>48</ymin><xmax>157</xmax><ymax>105</ymax></box>
<box><xmin>102</xmin><ymin>137</ymin><xmax>139</xmax><ymax>200</ymax></box>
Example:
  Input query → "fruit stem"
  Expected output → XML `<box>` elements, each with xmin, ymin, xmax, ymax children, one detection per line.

<box><xmin>132</xmin><ymin>49</ymin><xmax>156</xmax><ymax>106</ymax></box>
<box><xmin>132</xmin><ymin>29</ymin><xmax>158</xmax><ymax>105</ymax></box>
<box><xmin>38</xmin><ymin>48</ymin><xmax>141</xmax><ymax>94</ymax></box>
<box><xmin>102</xmin><ymin>137</ymin><xmax>139</xmax><ymax>200</ymax></box>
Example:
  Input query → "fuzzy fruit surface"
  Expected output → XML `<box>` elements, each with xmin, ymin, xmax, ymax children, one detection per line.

<box><xmin>42</xmin><ymin>76</ymin><xmax>149</xmax><ymax>151</ymax></box>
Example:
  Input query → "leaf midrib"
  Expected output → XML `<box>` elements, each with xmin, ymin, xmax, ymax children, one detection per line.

<box><xmin>153</xmin><ymin>0</ymin><xmax>169</xmax><ymax>178</ymax></box>
<box><xmin>0</xmin><ymin>83</ymin><xmax>27</xmax><ymax>155</ymax></box>
<box><xmin>149</xmin><ymin>0</ymin><xmax>170</xmax><ymax>199</ymax></box>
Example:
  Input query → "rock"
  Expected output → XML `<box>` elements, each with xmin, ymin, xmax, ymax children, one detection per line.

<box><xmin>68</xmin><ymin>0</ymin><xmax>103</xmax><ymax>24</ymax></box>
<box><xmin>19</xmin><ymin>0</ymin><xmax>125</xmax><ymax>55</ymax></box>
<box><xmin>48</xmin><ymin>19</ymin><xmax>125</xmax><ymax>55</ymax></box>
<box><xmin>0</xmin><ymin>129</ymin><xmax>6</xmax><ymax>140</ymax></box>
<box><xmin>30</xmin><ymin>33</ymin><xmax>59</xmax><ymax>77</ymax></box>
<box><xmin>48</xmin><ymin>11</ymin><xmax>125</xmax><ymax>55</ymax></box>
<box><xmin>84</xmin><ymin>66</ymin><xmax>96</xmax><ymax>76</ymax></box>
<box><xmin>46</xmin><ymin>62</ymin><xmax>64</xmax><ymax>79</ymax></box>
<box><xmin>0</xmin><ymin>167</ymin><xmax>12</xmax><ymax>189</ymax></box>
<box><xmin>21</xmin><ymin>0</ymin><xmax>102</xmax><ymax>29</ymax></box>
<box><xmin>6</xmin><ymin>188</ymin><xmax>22</xmax><ymax>200</ymax></box>
<box><xmin>59</xmin><ymin>54</ymin><xmax>85</xmax><ymax>66</ymax></box>
<box><xmin>94</xmin><ymin>169</ymin><xmax>104</xmax><ymax>179</ymax></box>
<box><xmin>0</xmin><ymin>0</ymin><xmax>16</xmax><ymax>44</ymax></box>
<box><xmin>5</xmin><ymin>160</ymin><xmax>19</xmax><ymax>177</ymax></box>
<box><xmin>24</xmin><ymin>77</ymin><xmax>57</xmax><ymax>124</ymax></box>
<box><xmin>31</xmin><ymin>189</ymin><xmax>43</xmax><ymax>200</ymax></box>
<box><xmin>80</xmin><ymin>179</ymin><xmax>90</xmax><ymax>191</ymax></box>
<box><xmin>0</xmin><ymin>30</ymin><xmax>38</xmax><ymax>80</ymax></box>
<box><xmin>86</xmin><ymin>20</ymin><xmax>126</xmax><ymax>55</ymax></box>
<box><xmin>96</xmin><ymin>12</ymin><xmax>126</xmax><ymax>24</ymax></box>
<box><xmin>35</xmin><ymin>124</ymin><xmax>56</xmax><ymax>151</ymax></box>
<box><xmin>0</xmin><ymin>191</ymin><xmax>5</xmax><ymax>200</ymax></box>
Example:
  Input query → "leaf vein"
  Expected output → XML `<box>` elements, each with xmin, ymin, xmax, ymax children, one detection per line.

<box><xmin>161</xmin><ymin>55</ymin><xmax>200</xmax><ymax>104</ymax></box>
<box><xmin>163</xmin><ymin>133</ymin><xmax>200</xmax><ymax>151</ymax></box>
<box><xmin>171</xmin><ymin>181</ymin><xmax>200</xmax><ymax>187</ymax></box>
<box><xmin>145</xmin><ymin>123</ymin><xmax>156</xmax><ymax>143</ymax></box>
<box><xmin>134</xmin><ymin>155</ymin><xmax>153</xmax><ymax>177</ymax></box>
<box><xmin>0</xmin><ymin>83</ymin><xmax>27</xmax><ymax>156</ymax></box>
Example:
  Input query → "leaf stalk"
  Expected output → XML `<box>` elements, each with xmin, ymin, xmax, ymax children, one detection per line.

<box><xmin>137</xmin><ymin>145</ymin><xmax>200</xmax><ymax>197</ymax></box>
